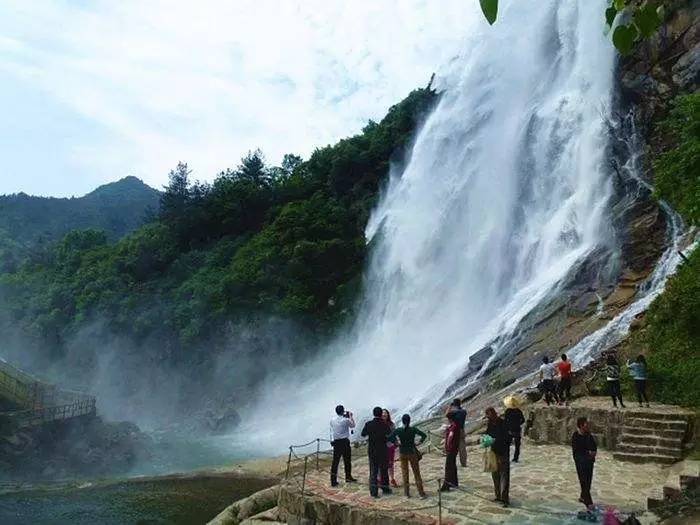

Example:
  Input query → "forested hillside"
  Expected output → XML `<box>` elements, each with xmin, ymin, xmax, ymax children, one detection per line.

<box><xmin>0</xmin><ymin>87</ymin><xmax>437</xmax><ymax>399</ymax></box>
<box><xmin>0</xmin><ymin>176</ymin><xmax>160</xmax><ymax>271</ymax></box>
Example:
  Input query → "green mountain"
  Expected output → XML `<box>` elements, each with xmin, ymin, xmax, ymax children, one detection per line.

<box><xmin>0</xmin><ymin>176</ymin><xmax>160</xmax><ymax>242</ymax></box>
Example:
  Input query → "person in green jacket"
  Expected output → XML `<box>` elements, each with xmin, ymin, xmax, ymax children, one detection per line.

<box><xmin>389</xmin><ymin>414</ymin><xmax>427</xmax><ymax>498</ymax></box>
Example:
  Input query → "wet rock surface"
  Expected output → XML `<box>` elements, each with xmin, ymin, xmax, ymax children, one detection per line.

<box><xmin>0</xmin><ymin>415</ymin><xmax>153</xmax><ymax>480</ymax></box>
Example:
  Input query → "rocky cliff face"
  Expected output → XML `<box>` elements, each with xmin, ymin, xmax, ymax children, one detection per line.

<box><xmin>429</xmin><ymin>1</ymin><xmax>699</xmax><ymax>416</ymax></box>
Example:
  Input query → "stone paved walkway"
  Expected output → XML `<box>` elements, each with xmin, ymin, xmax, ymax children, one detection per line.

<box><xmin>289</xmin><ymin>440</ymin><xmax>669</xmax><ymax>524</ymax></box>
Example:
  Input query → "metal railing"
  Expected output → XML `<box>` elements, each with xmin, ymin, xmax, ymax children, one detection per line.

<box><xmin>0</xmin><ymin>359</ymin><xmax>96</xmax><ymax>427</ymax></box>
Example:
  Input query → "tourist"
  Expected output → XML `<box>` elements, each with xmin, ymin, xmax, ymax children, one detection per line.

<box><xmin>485</xmin><ymin>407</ymin><xmax>511</xmax><ymax>507</ymax></box>
<box><xmin>439</xmin><ymin>411</ymin><xmax>460</xmax><ymax>492</ymax></box>
<box><xmin>445</xmin><ymin>398</ymin><xmax>468</xmax><ymax>467</ymax></box>
<box><xmin>389</xmin><ymin>414</ymin><xmax>427</xmax><ymax>498</ymax></box>
<box><xmin>361</xmin><ymin>406</ymin><xmax>392</xmax><ymax>497</ymax></box>
<box><xmin>503</xmin><ymin>396</ymin><xmax>525</xmax><ymax>462</ymax></box>
<box><xmin>606</xmin><ymin>354</ymin><xmax>625</xmax><ymax>408</ymax></box>
<box><xmin>329</xmin><ymin>405</ymin><xmax>357</xmax><ymax>486</ymax></box>
<box><xmin>539</xmin><ymin>356</ymin><xmax>559</xmax><ymax>405</ymax></box>
<box><xmin>571</xmin><ymin>416</ymin><xmax>597</xmax><ymax>511</ymax></box>
<box><xmin>627</xmin><ymin>355</ymin><xmax>650</xmax><ymax>407</ymax></box>
<box><xmin>379</xmin><ymin>408</ymin><xmax>399</xmax><ymax>488</ymax></box>
<box><xmin>557</xmin><ymin>354</ymin><xmax>573</xmax><ymax>404</ymax></box>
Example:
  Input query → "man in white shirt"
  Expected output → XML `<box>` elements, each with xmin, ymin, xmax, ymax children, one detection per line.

<box><xmin>539</xmin><ymin>356</ymin><xmax>560</xmax><ymax>406</ymax></box>
<box><xmin>330</xmin><ymin>404</ymin><xmax>357</xmax><ymax>486</ymax></box>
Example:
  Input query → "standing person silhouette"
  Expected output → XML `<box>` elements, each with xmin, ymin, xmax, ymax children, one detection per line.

<box><xmin>445</xmin><ymin>399</ymin><xmax>468</xmax><ymax>467</ymax></box>
<box><xmin>485</xmin><ymin>407</ymin><xmax>511</xmax><ymax>507</ymax></box>
<box><xmin>627</xmin><ymin>355</ymin><xmax>650</xmax><ymax>407</ymax></box>
<box><xmin>389</xmin><ymin>414</ymin><xmax>427</xmax><ymax>498</ymax></box>
<box><xmin>572</xmin><ymin>416</ymin><xmax>597</xmax><ymax>513</ymax></box>
<box><xmin>606</xmin><ymin>354</ymin><xmax>625</xmax><ymax>408</ymax></box>
<box><xmin>503</xmin><ymin>396</ymin><xmax>525</xmax><ymax>463</ymax></box>
<box><xmin>439</xmin><ymin>411</ymin><xmax>460</xmax><ymax>491</ymax></box>
<box><xmin>557</xmin><ymin>354</ymin><xmax>573</xmax><ymax>405</ymax></box>
<box><xmin>361</xmin><ymin>406</ymin><xmax>392</xmax><ymax>498</ymax></box>
<box><xmin>379</xmin><ymin>409</ymin><xmax>398</xmax><ymax>488</ymax></box>
<box><xmin>539</xmin><ymin>356</ymin><xmax>559</xmax><ymax>405</ymax></box>
<box><xmin>329</xmin><ymin>405</ymin><xmax>357</xmax><ymax>487</ymax></box>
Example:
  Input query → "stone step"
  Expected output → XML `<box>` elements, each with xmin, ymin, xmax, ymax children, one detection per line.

<box><xmin>619</xmin><ymin>433</ymin><xmax>683</xmax><ymax>448</ymax></box>
<box><xmin>622</xmin><ymin>410</ymin><xmax>692</xmax><ymax>422</ymax></box>
<box><xmin>617</xmin><ymin>443</ymin><xmax>683</xmax><ymax>458</ymax></box>
<box><xmin>624</xmin><ymin>418</ymin><xmax>688</xmax><ymax>431</ymax></box>
<box><xmin>613</xmin><ymin>451</ymin><xmax>679</xmax><ymax>465</ymax></box>
<box><xmin>621</xmin><ymin>426</ymin><xmax>685</xmax><ymax>440</ymax></box>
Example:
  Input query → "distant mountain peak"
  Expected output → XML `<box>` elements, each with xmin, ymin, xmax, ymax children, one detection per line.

<box><xmin>86</xmin><ymin>176</ymin><xmax>159</xmax><ymax>199</ymax></box>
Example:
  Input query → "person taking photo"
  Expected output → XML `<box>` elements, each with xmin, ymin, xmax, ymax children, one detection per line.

<box><xmin>329</xmin><ymin>404</ymin><xmax>357</xmax><ymax>487</ymax></box>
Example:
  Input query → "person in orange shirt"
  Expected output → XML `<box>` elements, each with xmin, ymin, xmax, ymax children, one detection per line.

<box><xmin>557</xmin><ymin>354</ymin><xmax>573</xmax><ymax>405</ymax></box>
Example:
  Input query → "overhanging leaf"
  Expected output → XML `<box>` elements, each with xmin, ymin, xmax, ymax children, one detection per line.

<box><xmin>605</xmin><ymin>6</ymin><xmax>618</xmax><ymax>27</ymax></box>
<box><xmin>614</xmin><ymin>0</ymin><xmax>626</xmax><ymax>11</ymax></box>
<box><xmin>479</xmin><ymin>0</ymin><xmax>498</xmax><ymax>25</ymax></box>
<box><xmin>634</xmin><ymin>4</ymin><xmax>662</xmax><ymax>38</ymax></box>
<box><xmin>612</xmin><ymin>24</ymin><xmax>638</xmax><ymax>55</ymax></box>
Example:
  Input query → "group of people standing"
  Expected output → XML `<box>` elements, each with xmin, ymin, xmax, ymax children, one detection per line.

<box><xmin>329</xmin><ymin>397</ymin><xmax>526</xmax><ymax>508</ymax></box>
<box><xmin>328</xmin><ymin>351</ymin><xmax>650</xmax><ymax>512</ymax></box>
<box><xmin>330</xmin><ymin>405</ymin><xmax>428</xmax><ymax>498</ymax></box>
<box><xmin>539</xmin><ymin>352</ymin><xmax>651</xmax><ymax>409</ymax></box>
<box><xmin>441</xmin><ymin>397</ymin><xmax>525</xmax><ymax>508</ymax></box>
<box><xmin>538</xmin><ymin>353</ymin><xmax>573</xmax><ymax>405</ymax></box>
<box><xmin>605</xmin><ymin>353</ymin><xmax>651</xmax><ymax>409</ymax></box>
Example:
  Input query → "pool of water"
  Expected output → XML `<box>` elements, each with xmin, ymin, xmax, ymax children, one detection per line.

<box><xmin>0</xmin><ymin>474</ymin><xmax>275</xmax><ymax>525</ymax></box>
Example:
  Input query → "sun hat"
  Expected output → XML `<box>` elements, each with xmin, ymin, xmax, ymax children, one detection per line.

<box><xmin>503</xmin><ymin>395</ymin><xmax>521</xmax><ymax>409</ymax></box>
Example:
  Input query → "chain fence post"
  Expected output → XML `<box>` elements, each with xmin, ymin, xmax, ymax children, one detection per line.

<box><xmin>301</xmin><ymin>456</ymin><xmax>309</xmax><ymax>501</ymax></box>
<box><xmin>316</xmin><ymin>438</ymin><xmax>320</xmax><ymax>471</ymax></box>
<box><xmin>285</xmin><ymin>446</ymin><xmax>293</xmax><ymax>480</ymax></box>
<box><xmin>437</xmin><ymin>478</ymin><xmax>442</xmax><ymax>525</ymax></box>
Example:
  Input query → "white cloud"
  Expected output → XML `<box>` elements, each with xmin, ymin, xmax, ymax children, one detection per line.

<box><xmin>0</xmin><ymin>0</ymin><xmax>478</xmax><ymax>196</ymax></box>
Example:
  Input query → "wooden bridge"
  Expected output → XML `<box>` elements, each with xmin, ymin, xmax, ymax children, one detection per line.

<box><xmin>0</xmin><ymin>358</ymin><xmax>96</xmax><ymax>429</ymax></box>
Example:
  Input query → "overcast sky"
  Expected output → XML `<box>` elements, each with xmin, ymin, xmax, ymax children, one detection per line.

<box><xmin>0</xmin><ymin>1</ymin><xmax>482</xmax><ymax>197</ymax></box>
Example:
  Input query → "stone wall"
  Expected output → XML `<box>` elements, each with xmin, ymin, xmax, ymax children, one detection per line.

<box><xmin>527</xmin><ymin>405</ymin><xmax>626</xmax><ymax>450</ymax></box>
<box><xmin>277</xmin><ymin>486</ymin><xmax>423</xmax><ymax>525</ymax></box>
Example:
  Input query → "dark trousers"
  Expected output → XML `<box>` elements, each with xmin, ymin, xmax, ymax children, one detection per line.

<box><xmin>575</xmin><ymin>458</ymin><xmax>594</xmax><ymax>506</ymax></box>
<box><xmin>510</xmin><ymin>433</ymin><xmax>522</xmax><ymax>462</ymax></box>
<box><xmin>608</xmin><ymin>380</ymin><xmax>624</xmax><ymax>406</ymax></box>
<box><xmin>368</xmin><ymin>455</ymin><xmax>389</xmax><ymax>496</ymax></box>
<box><xmin>330</xmin><ymin>438</ymin><xmax>352</xmax><ymax>483</ymax></box>
<box><xmin>492</xmin><ymin>453</ymin><xmax>510</xmax><ymax>503</ymax></box>
<box><xmin>443</xmin><ymin>451</ymin><xmax>458</xmax><ymax>488</ymax></box>
<box><xmin>543</xmin><ymin>379</ymin><xmax>559</xmax><ymax>405</ymax></box>
<box><xmin>559</xmin><ymin>376</ymin><xmax>572</xmax><ymax>402</ymax></box>
<box><xmin>635</xmin><ymin>379</ymin><xmax>649</xmax><ymax>404</ymax></box>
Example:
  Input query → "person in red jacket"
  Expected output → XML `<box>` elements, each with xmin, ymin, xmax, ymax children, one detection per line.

<box><xmin>440</xmin><ymin>412</ymin><xmax>460</xmax><ymax>491</ymax></box>
<box><xmin>557</xmin><ymin>353</ymin><xmax>573</xmax><ymax>405</ymax></box>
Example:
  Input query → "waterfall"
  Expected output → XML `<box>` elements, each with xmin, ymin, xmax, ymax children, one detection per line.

<box><xmin>246</xmin><ymin>0</ymin><xmax>623</xmax><ymax>451</ymax></box>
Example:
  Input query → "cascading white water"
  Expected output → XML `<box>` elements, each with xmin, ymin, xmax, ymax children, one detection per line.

<box><xmin>246</xmin><ymin>0</ymin><xmax>618</xmax><ymax>451</ymax></box>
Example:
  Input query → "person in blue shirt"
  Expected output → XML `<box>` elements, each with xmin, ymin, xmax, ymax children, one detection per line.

<box><xmin>627</xmin><ymin>355</ymin><xmax>650</xmax><ymax>407</ymax></box>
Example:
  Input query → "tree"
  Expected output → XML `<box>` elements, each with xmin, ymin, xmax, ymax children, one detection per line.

<box><xmin>236</xmin><ymin>149</ymin><xmax>269</xmax><ymax>186</ymax></box>
<box><xmin>160</xmin><ymin>162</ymin><xmax>191</xmax><ymax>222</ymax></box>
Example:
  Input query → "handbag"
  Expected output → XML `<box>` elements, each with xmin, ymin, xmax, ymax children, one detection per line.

<box><xmin>483</xmin><ymin>449</ymin><xmax>498</xmax><ymax>473</ymax></box>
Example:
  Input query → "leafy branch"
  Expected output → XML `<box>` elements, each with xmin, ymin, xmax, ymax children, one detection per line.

<box><xmin>478</xmin><ymin>0</ymin><xmax>666</xmax><ymax>55</ymax></box>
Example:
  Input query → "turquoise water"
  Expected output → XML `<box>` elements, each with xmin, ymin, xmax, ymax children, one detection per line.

<box><xmin>0</xmin><ymin>433</ymin><xmax>272</xmax><ymax>524</ymax></box>
<box><xmin>0</xmin><ymin>475</ymin><xmax>275</xmax><ymax>525</ymax></box>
